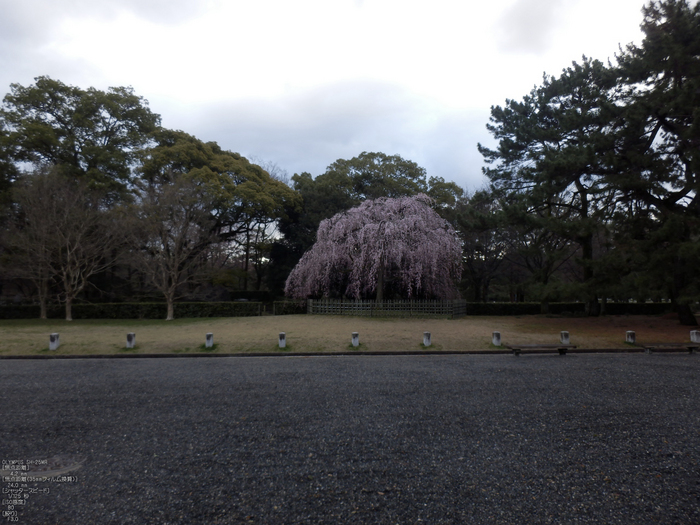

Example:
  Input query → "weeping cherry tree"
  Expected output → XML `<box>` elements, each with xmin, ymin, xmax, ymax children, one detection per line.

<box><xmin>285</xmin><ymin>194</ymin><xmax>462</xmax><ymax>301</ymax></box>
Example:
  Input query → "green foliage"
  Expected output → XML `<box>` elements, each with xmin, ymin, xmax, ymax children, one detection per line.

<box><xmin>323</xmin><ymin>151</ymin><xmax>428</xmax><ymax>200</ymax></box>
<box><xmin>455</xmin><ymin>189</ymin><xmax>510</xmax><ymax>302</ymax></box>
<box><xmin>273</xmin><ymin>301</ymin><xmax>307</xmax><ymax>315</ymax></box>
<box><xmin>139</xmin><ymin>129</ymin><xmax>301</xmax><ymax>298</ymax></box>
<box><xmin>463</xmin><ymin>302</ymin><xmax>675</xmax><ymax>316</ymax></box>
<box><xmin>602</xmin><ymin>302</ymin><xmax>674</xmax><ymax>316</ymax></box>
<box><xmin>0</xmin><ymin>123</ymin><xmax>17</xmax><ymax>211</ymax></box>
<box><xmin>1</xmin><ymin>76</ymin><xmax>160</xmax><ymax>198</ymax></box>
<box><xmin>426</xmin><ymin>175</ymin><xmax>464</xmax><ymax>219</ymax></box>
<box><xmin>465</xmin><ymin>302</ymin><xmax>542</xmax><ymax>316</ymax></box>
<box><xmin>139</xmin><ymin>128</ymin><xmax>300</xmax><ymax>239</ymax></box>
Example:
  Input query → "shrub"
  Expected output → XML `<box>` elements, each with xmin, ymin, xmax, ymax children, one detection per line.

<box><xmin>0</xmin><ymin>302</ymin><xmax>262</xmax><ymax>319</ymax></box>
<box><xmin>273</xmin><ymin>301</ymin><xmax>307</xmax><ymax>315</ymax></box>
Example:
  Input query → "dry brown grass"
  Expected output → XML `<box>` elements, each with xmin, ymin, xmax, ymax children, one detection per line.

<box><xmin>0</xmin><ymin>314</ymin><xmax>696</xmax><ymax>356</ymax></box>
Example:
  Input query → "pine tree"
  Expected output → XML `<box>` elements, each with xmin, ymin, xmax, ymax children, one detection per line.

<box><xmin>479</xmin><ymin>58</ymin><xmax>621</xmax><ymax>315</ymax></box>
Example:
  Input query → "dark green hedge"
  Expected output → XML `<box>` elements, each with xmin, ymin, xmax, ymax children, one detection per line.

<box><xmin>273</xmin><ymin>301</ymin><xmax>307</xmax><ymax>315</ymax></box>
<box><xmin>463</xmin><ymin>302</ymin><xmax>579</xmax><ymax>315</ymax></box>
<box><xmin>464</xmin><ymin>302</ymin><xmax>677</xmax><ymax>316</ymax></box>
<box><xmin>602</xmin><ymin>302</ymin><xmax>674</xmax><ymax>315</ymax></box>
<box><xmin>0</xmin><ymin>302</ymin><xmax>262</xmax><ymax>319</ymax></box>
<box><xmin>0</xmin><ymin>305</ymin><xmax>58</xmax><ymax>319</ymax></box>
<box><xmin>465</xmin><ymin>302</ymin><xmax>541</xmax><ymax>316</ymax></box>
<box><xmin>0</xmin><ymin>301</ymin><xmax>682</xmax><ymax>319</ymax></box>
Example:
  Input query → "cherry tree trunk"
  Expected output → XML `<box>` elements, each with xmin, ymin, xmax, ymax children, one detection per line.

<box><xmin>166</xmin><ymin>299</ymin><xmax>175</xmax><ymax>321</ymax></box>
<box><xmin>65</xmin><ymin>297</ymin><xmax>73</xmax><ymax>321</ymax></box>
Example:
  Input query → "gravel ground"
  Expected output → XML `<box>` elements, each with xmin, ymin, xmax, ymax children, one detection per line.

<box><xmin>1</xmin><ymin>354</ymin><xmax>699</xmax><ymax>524</ymax></box>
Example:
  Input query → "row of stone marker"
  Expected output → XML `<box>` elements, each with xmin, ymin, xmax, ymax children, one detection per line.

<box><xmin>282</xmin><ymin>331</ymin><xmax>432</xmax><ymax>348</ymax></box>
<box><xmin>491</xmin><ymin>331</ymin><xmax>574</xmax><ymax>346</ymax></box>
<box><xmin>491</xmin><ymin>330</ymin><xmax>700</xmax><ymax>346</ymax></box>
<box><xmin>49</xmin><ymin>332</ymin><xmax>216</xmax><ymax>350</ymax></box>
<box><xmin>46</xmin><ymin>329</ymin><xmax>700</xmax><ymax>351</ymax></box>
<box><xmin>47</xmin><ymin>331</ymin><xmax>434</xmax><ymax>350</ymax></box>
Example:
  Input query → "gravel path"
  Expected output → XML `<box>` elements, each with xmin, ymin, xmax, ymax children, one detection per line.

<box><xmin>1</xmin><ymin>354</ymin><xmax>699</xmax><ymax>524</ymax></box>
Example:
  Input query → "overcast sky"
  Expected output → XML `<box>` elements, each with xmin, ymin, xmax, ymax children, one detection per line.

<box><xmin>1</xmin><ymin>0</ymin><xmax>648</xmax><ymax>190</ymax></box>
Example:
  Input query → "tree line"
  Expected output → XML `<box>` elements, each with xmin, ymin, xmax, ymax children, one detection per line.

<box><xmin>0</xmin><ymin>0</ymin><xmax>697</xmax><ymax>324</ymax></box>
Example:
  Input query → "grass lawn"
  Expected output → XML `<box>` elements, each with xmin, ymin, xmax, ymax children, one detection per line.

<box><xmin>0</xmin><ymin>314</ymin><xmax>697</xmax><ymax>356</ymax></box>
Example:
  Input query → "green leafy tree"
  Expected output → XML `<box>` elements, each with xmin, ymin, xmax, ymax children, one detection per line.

<box><xmin>140</xmin><ymin>129</ymin><xmax>299</xmax><ymax>238</ymax></box>
<box><xmin>498</xmin><ymin>194</ymin><xmax>578</xmax><ymax>308</ymax></box>
<box><xmin>0</xmin><ymin>123</ymin><xmax>18</xmax><ymax>211</ymax></box>
<box><xmin>139</xmin><ymin>129</ymin><xmax>300</xmax><ymax>293</ymax></box>
<box><xmin>1</xmin><ymin>76</ymin><xmax>160</xmax><ymax>198</ymax></box>
<box><xmin>455</xmin><ymin>190</ymin><xmax>511</xmax><ymax>302</ymax></box>
<box><xmin>322</xmin><ymin>151</ymin><xmax>428</xmax><ymax>200</ymax></box>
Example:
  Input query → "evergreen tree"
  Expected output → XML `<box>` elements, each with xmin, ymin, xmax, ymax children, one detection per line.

<box><xmin>479</xmin><ymin>58</ymin><xmax>621</xmax><ymax>315</ymax></box>
<box><xmin>614</xmin><ymin>0</ymin><xmax>700</xmax><ymax>324</ymax></box>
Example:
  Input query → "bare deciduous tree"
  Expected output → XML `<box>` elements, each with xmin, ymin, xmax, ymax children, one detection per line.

<box><xmin>6</xmin><ymin>168</ymin><xmax>119</xmax><ymax>320</ymax></box>
<box><xmin>127</xmin><ymin>174</ymin><xmax>216</xmax><ymax>320</ymax></box>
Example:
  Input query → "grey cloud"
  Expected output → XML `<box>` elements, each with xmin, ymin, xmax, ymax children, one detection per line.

<box><xmin>497</xmin><ymin>0</ymin><xmax>569</xmax><ymax>54</ymax></box>
<box><xmin>0</xmin><ymin>0</ymin><xmax>211</xmax><ymax>51</ymax></box>
<box><xmin>420</xmin><ymin>112</ymin><xmax>493</xmax><ymax>192</ymax></box>
<box><xmin>0</xmin><ymin>0</ymin><xmax>216</xmax><ymax>105</ymax></box>
<box><xmin>99</xmin><ymin>0</ymin><xmax>216</xmax><ymax>25</ymax></box>
<box><xmin>159</xmin><ymin>81</ymin><xmax>490</xmax><ymax>191</ymax></box>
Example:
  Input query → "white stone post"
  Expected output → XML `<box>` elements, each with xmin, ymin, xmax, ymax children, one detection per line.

<box><xmin>492</xmin><ymin>331</ymin><xmax>501</xmax><ymax>346</ymax></box>
<box><xmin>423</xmin><ymin>332</ymin><xmax>431</xmax><ymax>347</ymax></box>
<box><xmin>351</xmin><ymin>332</ymin><xmax>359</xmax><ymax>347</ymax></box>
<box><xmin>626</xmin><ymin>331</ymin><xmax>636</xmax><ymax>344</ymax></box>
<box><xmin>560</xmin><ymin>331</ymin><xmax>570</xmax><ymax>344</ymax></box>
<box><xmin>49</xmin><ymin>333</ymin><xmax>60</xmax><ymax>351</ymax></box>
<box><xmin>206</xmin><ymin>333</ymin><xmax>214</xmax><ymax>348</ymax></box>
<box><xmin>691</xmin><ymin>330</ymin><xmax>700</xmax><ymax>343</ymax></box>
<box><xmin>126</xmin><ymin>333</ymin><xmax>135</xmax><ymax>349</ymax></box>
<box><xmin>279</xmin><ymin>332</ymin><xmax>286</xmax><ymax>348</ymax></box>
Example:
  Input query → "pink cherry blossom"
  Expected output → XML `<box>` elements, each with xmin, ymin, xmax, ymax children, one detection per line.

<box><xmin>285</xmin><ymin>194</ymin><xmax>462</xmax><ymax>300</ymax></box>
